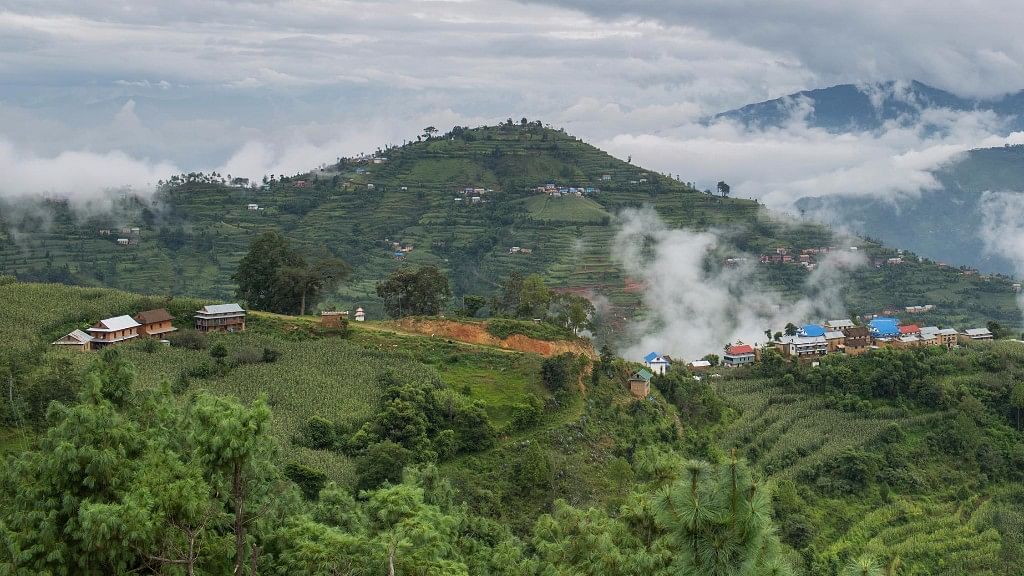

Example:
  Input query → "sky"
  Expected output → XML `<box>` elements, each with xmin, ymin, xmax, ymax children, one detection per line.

<box><xmin>2</xmin><ymin>0</ymin><xmax>1024</xmax><ymax>201</ymax></box>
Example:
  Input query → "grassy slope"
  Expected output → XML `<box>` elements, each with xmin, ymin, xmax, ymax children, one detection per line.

<box><xmin>1</xmin><ymin>125</ymin><xmax>1018</xmax><ymax>329</ymax></box>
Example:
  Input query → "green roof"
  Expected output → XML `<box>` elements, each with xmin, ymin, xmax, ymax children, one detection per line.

<box><xmin>632</xmin><ymin>368</ymin><xmax>653</xmax><ymax>381</ymax></box>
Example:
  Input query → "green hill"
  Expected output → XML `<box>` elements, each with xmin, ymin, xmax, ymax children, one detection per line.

<box><xmin>0</xmin><ymin>123</ymin><xmax>1020</xmax><ymax>329</ymax></box>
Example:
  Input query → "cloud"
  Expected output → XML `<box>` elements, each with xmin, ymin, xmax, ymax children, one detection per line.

<box><xmin>521</xmin><ymin>0</ymin><xmax>1024</xmax><ymax>98</ymax></box>
<box><xmin>0</xmin><ymin>139</ymin><xmax>177</xmax><ymax>201</ymax></box>
<box><xmin>592</xmin><ymin>107</ymin><xmax>1022</xmax><ymax>212</ymax></box>
<box><xmin>612</xmin><ymin>207</ymin><xmax>864</xmax><ymax>361</ymax></box>
<box><xmin>979</xmin><ymin>191</ymin><xmax>1024</xmax><ymax>320</ymax></box>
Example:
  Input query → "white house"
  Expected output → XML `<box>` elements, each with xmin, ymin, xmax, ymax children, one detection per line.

<box><xmin>117</xmin><ymin>238</ymin><xmax>129</xmax><ymax>246</ymax></box>
<box><xmin>643</xmin><ymin>352</ymin><xmax>671</xmax><ymax>375</ymax></box>
<box><xmin>963</xmin><ymin>328</ymin><xmax>993</xmax><ymax>340</ymax></box>
<box><xmin>354</xmin><ymin>307</ymin><xmax>366</xmax><ymax>322</ymax></box>
<box><xmin>688</xmin><ymin>360</ymin><xmax>712</xmax><ymax>371</ymax></box>
<box><xmin>247</xmin><ymin>203</ymin><xmax>259</xmax><ymax>211</ymax></box>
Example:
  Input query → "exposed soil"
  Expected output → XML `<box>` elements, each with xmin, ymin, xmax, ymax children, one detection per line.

<box><xmin>389</xmin><ymin>318</ymin><xmax>596</xmax><ymax>358</ymax></box>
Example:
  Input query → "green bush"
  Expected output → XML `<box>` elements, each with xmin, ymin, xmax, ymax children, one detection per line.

<box><xmin>167</xmin><ymin>329</ymin><xmax>207</xmax><ymax>350</ymax></box>
<box><xmin>284</xmin><ymin>462</ymin><xmax>327</xmax><ymax>500</ymax></box>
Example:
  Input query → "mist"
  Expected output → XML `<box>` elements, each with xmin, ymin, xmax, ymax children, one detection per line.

<box><xmin>611</xmin><ymin>207</ymin><xmax>865</xmax><ymax>362</ymax></box>
<box><xmin>979</xmin><ymin>191</ymin><xmax>1024</xmax><ymax>320</ymax></box>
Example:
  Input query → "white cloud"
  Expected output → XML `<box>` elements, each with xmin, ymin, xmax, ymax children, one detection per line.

<box><xmin>612</xmin><ymin>207</ymin><xmax>864</xmax><ymax>361</ymax></box>
<box><xmin>0</xmin><ymin>139</ymin><xmax>177</xmax><ymax>201</ymax></box>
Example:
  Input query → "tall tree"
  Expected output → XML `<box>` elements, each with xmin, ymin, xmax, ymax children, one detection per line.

<box><xmin>717</xmin><ymin>180</ymin><xmax>731</xmax><ymax>197</ymax></box>
<box><xmin>234</xmin><ymin>232</ymin><xmax>348</xmax><ymax>314</ymax></box>
<box><xmin>376</xmin><ymin>266</ymin><xmax>452</xmax><ymax>318</ymax></box>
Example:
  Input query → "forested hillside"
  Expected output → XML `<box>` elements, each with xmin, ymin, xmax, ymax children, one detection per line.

<box><xmin>2</xmin><ymin>279</ymin><xmax>1024</xmax><ymax>574</ymax></box>
<box><xmin>0</xmin><ymin>122</ymin><xmax>1019</xmax><ymax>329</ymax></box>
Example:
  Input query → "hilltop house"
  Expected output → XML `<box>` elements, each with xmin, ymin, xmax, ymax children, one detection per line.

<box><xmin>52</xmin><ymin>329</ymin><xmax>95</xmax><ymax>352</ymax></box>
<box><xmin>723</xmin><ymin>344</ymin><xmax>756</xmax><ymax>367</ymax></box>
<box><xmin>824</xmin><ymin>330</ymin><xmax>846</xmax><ymax>353</ymax></box>
<box><xmin>628</xmin><ymin>369</ymin><xmax>653</xmax><ymax>398</ymax></box>
<box><xmin>134</xmin><ymin>308</ymin><xmax>177</xmax><ymax>338</ymax></box>
<box><xmin>777</xmin><ymin>335</ymin><xmax>827</xmax><ymax>359</ymax></box>
<box><xmin>961</xmin><ymin>328</ymin><xmax>993</xmax><ymax>341</ymax></box>
<box><xmin>688</xmin><ymin>360</ymin><xmax>711</xmax><ymax>371</ymax></box>
<box><xmin>194</xmin><ymin>304</ymin><xmax>246</xmax><ymax>333</ymax></box>
<box><xmin>869</xmin><ymin>317</ymin><xmax>901</xmax><ymax>340</ymax></box>
<box><xmin>643</xmin><ymin>352</ymin><xmax>671</xmax><ymax>375</ymax></box>
<box><xmin>354</xmin><ymin>307</ymin><xmax>366</xmax><ymax>322</ymax></box>
<box><xmin>799</xmin><ymin>324</ymin><xmax>826</xmax><ymax>337</ymax></box>
<box><xmin>841</xmin><ymin>326</ymin><xmax>871</xmax><ymax>355</ymax></box>
<box><xmin>87</xmin><ymin>315</ymin><xmax>142</xmax><ymax>347</ymax></box>
<box><xmin>320</xmin><ymin>310</ymin><xmax>348</xmax><ymax>328</ymax></box>
<box><xmin>824</xmin><ymin>319</ymin><xmax>855</xmax><ymax>330</ymax></box>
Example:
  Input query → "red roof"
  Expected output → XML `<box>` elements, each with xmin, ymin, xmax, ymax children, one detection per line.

<box><xmin>899</xmin><ymin>324</ymin><xmax>920</xmax><ymax>334</ymax></box>
<box><xmin>726</xmin><ymin>344</ymin><xmax>755</xmax><ymax>355</ymax></box>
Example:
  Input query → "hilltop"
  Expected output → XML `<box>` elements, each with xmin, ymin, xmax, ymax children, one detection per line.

<box><xmin>0</xmin><ymin>122</ymin><xmax>1020</xmax><ymax>331</ymax></box>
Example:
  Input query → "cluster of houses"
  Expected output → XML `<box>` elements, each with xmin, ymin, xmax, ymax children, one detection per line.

<box><xmin>531</xmin><ymin>183</ymin><xmax>600</xmax><ymax>197</ymax></box>
<box><xmin>625</xmin><ymin>317</ymin><xmax>996</xmax><ymax>398</ymax></box>
<box><xmin>98</xmin><ymin>226</ymin><xmax>141</xmax><ymax>247</ymax></box>
<box><xmin>52</xmin><ymin>304</ymin><xmax>247</xmax><ymax>352</ymax></box>
<box><xmin>454</xmin><ymin>186</ymin><xmax>493</xmax><ymax>204</ymax></box>
<box><xmin>759</xmin><ymin>246</ymin><xmax>843</xmax><ymax>270</ymax></box>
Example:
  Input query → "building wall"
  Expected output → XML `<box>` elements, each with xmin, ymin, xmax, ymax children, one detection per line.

<box><xmin>629</xmin><ymin>380</ymin><xmax>650</xmax><ymax>398</ymax></box>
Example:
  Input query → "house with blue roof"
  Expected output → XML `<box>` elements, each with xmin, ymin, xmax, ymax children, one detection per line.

<box><xmin>799</xmin><ymin>324</ymin><xmax>826</xmax><ymax>337</ymax></box>
<box><xmin>643</xmin><ymin>352</ymin><xmax>671</xmax><ymax>375</ymax></box>
<box><xmin>869</xmin><ymin>317</ymin><xmax>900</xmax><ymax>339</ymax></box>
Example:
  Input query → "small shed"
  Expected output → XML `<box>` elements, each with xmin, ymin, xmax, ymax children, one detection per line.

<box><xmin>320</xmin><ymin>311</ymin><xmax>349</xmax><ymax>328</ymax></box>
<box><xmin>52</xmin><ymin>329</ymin><xmax>95</xmax><ymax>351</ymax></box>
<box><xmin>628</xmin><ymin>369</ymin><xmax>653</xmax><ymax>398</ymax></box>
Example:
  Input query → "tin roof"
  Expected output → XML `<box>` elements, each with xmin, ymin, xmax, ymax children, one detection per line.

<box><xmin>197</xmin><ymin>303</ymin><xmax>245</xmax><ymax>315</ymax></box>
<box><xmin>89</xmin><ymin>315</ymin><xmax>141</xmax><ymax>332</ymax></box>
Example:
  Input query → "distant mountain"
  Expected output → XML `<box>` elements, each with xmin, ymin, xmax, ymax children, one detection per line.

<box><xmin>716</xmin><ymin>80</ymin><xmax>1024</xmax><ymax>132</ymax></box>
<box><xmin>798</xmin><ymin>145</ymin><xmax>1024</xmax><ymax>275</ymax></box>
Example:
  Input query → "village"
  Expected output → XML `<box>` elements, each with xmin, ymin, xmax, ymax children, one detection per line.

<box><xmin>625</xmin><ymin>316</ymin><xmax>997</xmax><ymax>398</ymax></box>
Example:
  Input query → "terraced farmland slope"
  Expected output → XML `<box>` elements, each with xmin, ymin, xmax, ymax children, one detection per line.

<box><xmin>1</xmin><ymin>123</ymin><xmax>1020</xmax><ymax>328</ymax></box>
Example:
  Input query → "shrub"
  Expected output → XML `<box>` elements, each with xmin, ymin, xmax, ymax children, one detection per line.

<box><xmin>284</xmin><ymin>462</ymin><xmax>327</xmax><ymax>500</ymax></box>
<box><xmin>168</xmin><ymin>329</ymin><xmax>207</xmax><ymax>350</ymax></box>
<box><xmin>209</xmin><ymin>343</ymin><xmax>227</xmax><ymax>360</ymax></box>
<box><xmin>230</xmin><ymin>347</ymin><xmax>263</xmax><ymax>366</ymax></box>
<box><xmin>355</xmin><ymin>441</ymin><xmax>413</xmax><ymax>490</ymax></box>
<box><xmin>138</xmin><ymin>338</ymin><xmax>160</xmax><ymax>353</ymax></box>
<box><xmin>302</xmin><ymin>416</ymin><xmax>337</xmax><ymax>450</ymax></box>
<box><xmin>262</xmin><ymin>347</ymin><xmax>281</xmax><ymax>363</ymax></box>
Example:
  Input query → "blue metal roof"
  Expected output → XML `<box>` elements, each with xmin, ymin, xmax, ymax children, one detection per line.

<box><xmin>643</xmin><ymin>352</ymin><xmax>659</xmax><ymax>363</ymax></box>
<box><xmin>869</xmin><ymin>317</ymin><xmax>900</xmax><ymax>336</ymax></box>
<box><xmin>800</xmin><ymin>324</ymin><xmax>826</xmax><ymax>337</ymax></box>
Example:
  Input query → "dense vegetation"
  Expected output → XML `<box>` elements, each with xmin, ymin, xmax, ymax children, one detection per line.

<box><xmin>2</xmin><ymin>280</ymin><xmax>1024</xmax><ymax>574</ymax></box>
<box><xmin>1</xmin><ymin>123</ymin><xmax>1018</xmax><ymax>331</ymax></box>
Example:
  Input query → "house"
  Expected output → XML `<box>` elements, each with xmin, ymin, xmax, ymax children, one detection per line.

<box><xmin>134</xmin><ymin>308</ymin><xmax>177</xmax><ymax>338</ymax></box>
<box><xmin>824</xmin><ymin>319</ymin><xmax>855</xmax><ymax>330</ymax></box>
<box><xmin>400</xmin><ymin>186</ymin><xmax>408</xmax><ymax>191</ymax></box>
<box><xmin>354</xmin><ymin>307</ymin><xmax>366</xmax><ymax>322</ymax></box>
<box><xmin>52</xmin><ymin>329</ymin><xmax>95</xmax><ymax>352</ymax></box>
<box><xmin>934</xmin><ymin>327</ymin><xmax>959</xmax><ymax>348</ymax></box>
<box><xmin>117</xmin><ymin>238</ymin><xmax>129</xmax><ymax>246</ymax></box>
<box><xmin>723</xmin><ymin>344</ymin><xmax>756</xmax><ymax>367</ymax></box>
<box><xmin>366</xmin><ymin>183</ymin><xmax>375</xmax><ymax>190</ymax></box>
<box><xmin>824</xmin><ymin>330</ymin><xmax>846</xmax><ymax>353</ymax></box>
<box><xmin>247</xmin><ymin>203</ymin><xmax>259</xmax><ymax>211</ymax></box>
<box><xmin>509</xmin><ymin>246</ymin><xmax>521</xmax><ymax>254</ymax></box>
<box><xmin>320</xmin><ymin>311</ymin><xmax>348</xmax><ymax>328</ymax></box>
<box><xmin>917</xmin><ymin>327</ymin><xmax>940</xmax><ymax>347</ymax></box>
<box><xmin>87</xmin><ymin>315</ymin><xmax>142</xmax><ymax>347</ymax></box>
<box><xmin>601</xmin><ymin>174</ymin><xmax>612</xmax><ymax>181</ymax></box>
<box><xmin>868</xmin><ymin>317</ymin><xmax>900</xmax><ymax>340</ymax></box>
<box><xmin>777</xmin><ymin>335</ymin><xmax>828</xmax><ymax>359</ymax></box>
<box><xmin>688</xmin><ymin>360</ymin><xmax>712</xmax><ymax>371</ymax></box>
<box><xmin>372</xmin><ymin>157</ymin><xmax>387</xmax><ymax>164</ymax></box>
<box><xmin>194</xmin><ymin>304</ymin><xmax>246</xmax><ymax>333</ymax></box>
<box><xmin>962</xmin><ymin>328</ymin><xmax>993</xmax><ymax>341</ymax></box>
<box><xmin>470</xmin><ymin>196</ymin><xmax>482</xmax><ymax>203</ymax></box>
<box><xmin>294</xmin><ymin>180</ymin><xmax>308</xmax><ymax>188</ymax></box>
<box><xmin>393</xmin><ymin>251</ymin><xmax>405</xmax><ymax>259</ymax></box>
<box><xmin>841</xmin><ymin>326</ymin><xmax>871</xmax><ymax>354</ymax></box>
<box><xmin>628</xmin><ymin>369</ymin><xmax>653</xmax><ymax>398</ymax></box>
<box><xmin>130</xmin><ymin>227</ymin><xmax>140</xmax><ymax>235</ymax></box>
<box><xmin>799</xmin><ymin>324</ymin><xmax>826</xmax><ymax>337</ymax></box>
<box><xmin>896</xmin><ymin>334</ymin><xmax>923</xmax><ymax>348</ymax></box>
<box><xmin>98</xmin><ymin>229</ymin><xmax>111</xmax><ymax>236</ymax></box>
<box><xmin>643</xmin><ymin>352</ymin><xmax>671</xmax><ymax>375</ymax></box>
<box><xmin>519</xmin><ymin>248</ymin><xmax>533</xmax><ymax>254</ymax></box>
